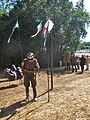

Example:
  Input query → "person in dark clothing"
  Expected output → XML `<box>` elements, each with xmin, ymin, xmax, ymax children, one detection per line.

<box><xmin>79</xmin><ymin>55</ymin><xmax>86</xmax><ymax>73</ymax></box>
<box><xmin>21</xmin><ymin>52</ymin><xmax>40</xmax><ymax>102</ymax></box>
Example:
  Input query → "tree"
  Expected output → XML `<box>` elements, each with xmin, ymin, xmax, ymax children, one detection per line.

<box><xmin>0</xmin><ymin>0</ymin><xmax>90</xmax><ymax>68</ymax></box>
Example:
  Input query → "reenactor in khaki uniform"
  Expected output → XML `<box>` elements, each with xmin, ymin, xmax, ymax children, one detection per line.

<box><xmin>86</xmin><ymin>55</ymin><xmax>90</xmax><ymax>70</ymax></box>
<box><xmin>21</xmin><ymin>52</ymin><xmax>40</xmax><ymax>102</ymax></box>
<box><xmin>64</xmin><ymin>51</ymin><xmax>71</xmax><ymax>70</ymax></box>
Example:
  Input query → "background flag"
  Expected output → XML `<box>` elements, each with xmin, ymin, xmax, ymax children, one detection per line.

<box><xmin>43</xmin><ymin>27</ymin><xmax>48</xmax><ymax>47</ymax></box>
<box><xmin>42</xmin><ymin>20</ymin><xmax>49</xmax><ymax>36</ymax></box>
<box><xmin>12</xmin><ymin>19</ymin><xmax>19</xmax><ymax>32</ymax></box>
<box><xmin>42</xmin><ymin>19</ymin><xmax>54</xmax><ymax>47</ymax></box>
<box><xmin>31</xmin><ymin>22</ymin><xmax>42</xmax><ymax>38</ymax></box>
<box><xmin>7</xmin><ymin>19</ymin><xmax>19</xmax><ymax>43</ymax></box>
<box><xmin>48</xmin><ymin>19</ymin><xmax>54</xmax><ymax>33</ymax></box>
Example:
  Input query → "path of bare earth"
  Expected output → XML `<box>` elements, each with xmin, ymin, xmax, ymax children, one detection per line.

<box><xmin>0</xmin><ymin>68</ymin><xmax>90</xmax><ymax>120</ymax></box>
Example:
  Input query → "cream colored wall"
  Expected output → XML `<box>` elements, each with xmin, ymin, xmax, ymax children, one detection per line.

<box><xmin>75</xmin><ymin>53</ymin><xmax>90</xmax><ymax>57</ymax></box>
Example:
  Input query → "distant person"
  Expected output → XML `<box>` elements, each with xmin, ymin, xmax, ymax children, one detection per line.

<box><xmin>79</xmin><ymin>55</ymin><xmax>86</xmax><ymax>73</ymax></box>
<box><xmin>4</xmin><ymin>64</ymin><xmax>23</xmax><ymax>83</ymax></box>
<box><xmin>76</xmin><ymin>56</ymin><xmax>80</xmax><ymax>70</ymax></box>
<box><xmin>85</xmin><ymin>55</ymin><xmax>89</xmax><ymax>70</ymax></box>
<box><xmin>70</xmin><ymin>53</ymin><xmax>77</xmax><ymax>72</ymax></box>
<box><xmin>21</xmin><ymin>52</ymin><xmax>40</xmax><ymax>102</ymax></box>
<box><xmin>16</xmin><ymin>67</ymin><xmax>24</xmax><ymax>83</ymax></box>
<box><xmin>5</xmin><ymin>64</ymin><xmax>17</xmax><ymax>80</ymax></box>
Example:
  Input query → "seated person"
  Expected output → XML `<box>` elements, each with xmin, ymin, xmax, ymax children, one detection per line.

<box><xmin>5</xmin><ymin>64</ymin><xmax>17</xmax><ymax>80</ymax></box>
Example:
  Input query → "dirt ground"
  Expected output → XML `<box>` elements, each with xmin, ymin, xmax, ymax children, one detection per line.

<box><xmin>0</xmin><ymin>67</ymin><xmax>90</xmax><ymax>120</ymax></box>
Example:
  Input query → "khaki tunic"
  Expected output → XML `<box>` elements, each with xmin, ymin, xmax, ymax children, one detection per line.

<box><xmin>22</xmin><ymin>58</ymin><xmax>40</xmax><ymax>87</ymax></box>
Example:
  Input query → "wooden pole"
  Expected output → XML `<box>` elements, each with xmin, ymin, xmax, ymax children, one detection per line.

<box><xmin>47</xmin><ymin>66</ymin><xmax>50</xmax><ymax>102</ymax></box>
<box><xmin>47</xmin><ymin>22</ymin><xmax>54</xmax><ymax>101</ymax></box>
<box><xmin>50</xmin><ymin>31</ymin><xmax>53</xmax><ymax>90</ymax></box>
<box><xmin>47</xmin><ymin>30</ymin><xmax>50</xmax><ymax>102</ymax></box>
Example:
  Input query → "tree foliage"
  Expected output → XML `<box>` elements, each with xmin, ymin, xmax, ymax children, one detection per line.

<box><xmin>0</xmin><ymin>0</ymin><xmax>90</xmax><ymax>68</ymax></box>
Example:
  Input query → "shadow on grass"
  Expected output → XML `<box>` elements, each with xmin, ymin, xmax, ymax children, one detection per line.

<box><xmin>54</xmin><ymin>69</ymin><xmax>72</xmax><ymax>78</ymax></box>
<box><xmin>0</xmin><ymin>90</ymin><xmax>49</xmax><ymax>120</ymax></box>
<box><xmin>0</xmin><ymin>84</ymin><xmax>18</xmax><ymax>90</ymax></box>
<box><xmin>37</xmin><ymin>88</ymin><xmax>52</xmax><ymax>98</ymax></box>
<box><xmin>0</xmin><ymin>79</ymin><xmax>9</xmax><ymax>83</ymax></box>
<box><xmin>0</xmin><ymin>99</ymin><xmax>31</xmax><ymax>119</ymax></box>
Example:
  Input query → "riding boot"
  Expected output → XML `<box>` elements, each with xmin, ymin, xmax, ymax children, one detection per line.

<box><xmin>25</xmin><ymin>87</ymin><xmax>29</xmax><ymax>101</ymax></box>
<box><xmin>72</xmin><ymin>67</ymin><xmax>74</xmax><ymax>72</ymax></box>
<box><xmin>75</xmin><ymin>69</ymin><xmax>77</xmax><ymax>72</ymax></box>
<box><xmin>33</xmin><ymin>87</ymin><xmax>37</xmax><ymax>101</ymax></box>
